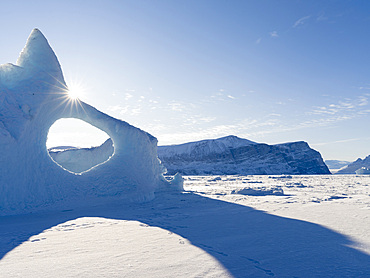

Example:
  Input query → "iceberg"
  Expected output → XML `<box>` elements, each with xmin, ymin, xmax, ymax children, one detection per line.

<box><xmin>0</xmin><ymin>29</ymin><xmax>182</xmax><ymax>215</ymax></box>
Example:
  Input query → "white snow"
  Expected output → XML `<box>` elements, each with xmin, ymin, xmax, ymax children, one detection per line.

<box><xmin>1</xmin><ymin>175</ymin><xmax>369</xmax><ymax>277</ymax></box>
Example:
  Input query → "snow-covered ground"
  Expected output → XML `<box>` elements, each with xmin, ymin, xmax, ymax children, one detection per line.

<box><xmin>1</xmin><ymin>175</ymin><xmax>370</xmax><ymax>277</ymax></box>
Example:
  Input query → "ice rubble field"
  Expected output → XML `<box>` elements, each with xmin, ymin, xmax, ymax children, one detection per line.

<box><xmin>1</xmin><ymin>175</ymin><xmax>370</xmax><ymax>277</ymax></box>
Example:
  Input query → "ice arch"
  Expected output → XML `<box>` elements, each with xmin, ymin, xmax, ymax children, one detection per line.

<box><xmin>48</xmin><ymin>119</ymin><xmax>114</xmax><ymax>174</ymax></box>
<box><xmin>0</xmin><ymin>29</ymin><xmax>182</xmax><ymax>215</ymax></box>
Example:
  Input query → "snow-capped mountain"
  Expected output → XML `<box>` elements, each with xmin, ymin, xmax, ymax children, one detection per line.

<box><xmin>336</xmin><ymin>155</ymin><xmax>370</xmax><ymax>174</ymax></box>
<box><xmin>157</xmin><ymin>136</ymin><xmax>330</xmax><ymax>175</ymax></box>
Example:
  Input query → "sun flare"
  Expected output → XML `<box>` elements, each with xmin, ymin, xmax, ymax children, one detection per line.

<box><xmin>67</xmin><ymin>82</ymin><xmax>85</xmax><ymax>100</ymax></box>
<box><xmin>68</xmin><ymin>89</ymin><xmax>80</xmax><ymax>100</ymax></box>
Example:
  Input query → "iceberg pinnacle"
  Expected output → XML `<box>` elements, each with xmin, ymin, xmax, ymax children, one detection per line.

<box><xmin>0</xmin><ymin>29</ymin><xmax>178</xmax><ymax>215</ymax></box>
<box><xmin>16</xmin><ymin>28</ymin><xmax>65</xmax><ymax>85</ymax></box>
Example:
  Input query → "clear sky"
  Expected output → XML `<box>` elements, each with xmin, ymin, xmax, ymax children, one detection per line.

<box><xmin>1</xmin><ymin>0</ymin><xmax>370</xmax><ymax>161</ymax></box>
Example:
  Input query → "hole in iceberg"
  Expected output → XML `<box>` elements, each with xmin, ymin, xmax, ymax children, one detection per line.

<box><xmin>47</xmin><ymin>118</ymin><xmax>114</xmax><ymax>174</ymax></box>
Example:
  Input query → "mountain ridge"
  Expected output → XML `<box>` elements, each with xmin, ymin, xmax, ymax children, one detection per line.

<box><xmin>336</xmin><ymin>155</ymin><xmax>370</xmax><ymax>174</ymax></box>
<box><xmin>158</xmin><ymin>136</ymin><xmax>330</xmax><ymax>175</ymax></box>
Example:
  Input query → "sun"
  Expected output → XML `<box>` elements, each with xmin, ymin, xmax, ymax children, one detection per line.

<box><xmin>68</xmin><ymin>89</ymin><xmax>80</xmax><ymax>100</ymax></box>
<box><xmin>67</xmin><ymin>82</ymin><xmax>85</xmax><ymax>100</ymax></box>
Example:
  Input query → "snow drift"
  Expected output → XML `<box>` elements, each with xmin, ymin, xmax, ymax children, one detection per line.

<box><xmin>0</xmin><ymin>29</ymin><xmax>181</xmax><ymax>215</ymax></box>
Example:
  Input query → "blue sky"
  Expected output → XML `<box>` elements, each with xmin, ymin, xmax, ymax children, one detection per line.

<box><xmin>1</xmin><ymin>0</ymin><xmax>370</xmax><ymax>161</ymax></box>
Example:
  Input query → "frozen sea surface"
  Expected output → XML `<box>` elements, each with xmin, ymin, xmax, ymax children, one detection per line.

<box><xmin>1</xmin><ymin>175</ymin><xmax>370</xmax><ymax>277</ymax></box>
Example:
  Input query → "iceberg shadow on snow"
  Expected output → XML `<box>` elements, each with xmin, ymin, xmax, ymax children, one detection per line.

<box><xmin>1</xmin><ymin>193</ymin><xmax>369</xmax><ymax>277</ymax></box>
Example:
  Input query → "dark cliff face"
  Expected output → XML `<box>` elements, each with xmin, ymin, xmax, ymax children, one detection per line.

<box><xmin>158</xmin><ymin>139</ymin><xmax>330</xmax><ymax>175</ymax></box>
